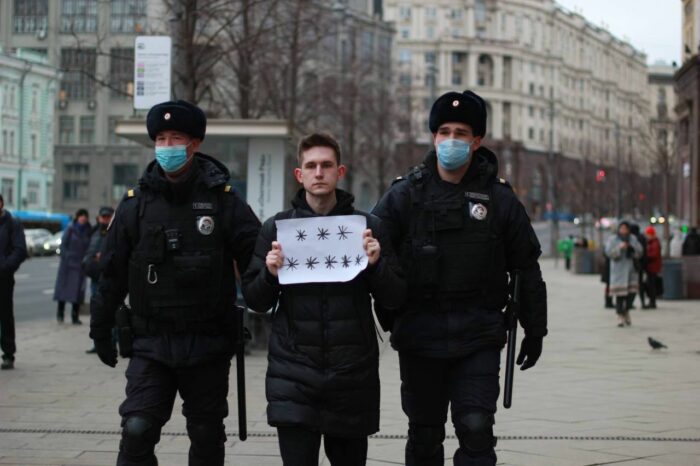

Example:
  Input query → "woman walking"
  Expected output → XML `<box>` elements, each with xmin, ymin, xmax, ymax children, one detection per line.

<box><xmin>53</xmin><ymin>209</ymin><xmax>91</xmax><ymax>324</ymax></box>
<box><xmin>604</xmin><ymin>221</ymin><xmax>643</xmax><ymax>327</ymax></box>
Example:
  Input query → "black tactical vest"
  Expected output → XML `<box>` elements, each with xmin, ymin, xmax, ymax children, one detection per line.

<box><xmin>402</xmin><ymin>165</ymin><xmax>508</xmax><ymax>309</ymax></box>
<box><xmin>127</xmin><ymin>186</ymin><xmax>234</xmax><ymax>330</ymax></box>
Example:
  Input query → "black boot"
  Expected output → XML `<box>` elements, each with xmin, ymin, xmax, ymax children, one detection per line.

<box><xmin>71</xmin><ymin>305</ymin><xmax>82</xmax><ymax>325</ymax></box>
<box><xmin>57</xmin><ymin>302</ymin><xmax>65</xmax><ymax>323</ymax></box>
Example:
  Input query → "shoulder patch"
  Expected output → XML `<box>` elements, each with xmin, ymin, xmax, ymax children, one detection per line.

<box><xmin>224</xmin><ymin>184</ymin><xmax>233</xmax><ymax>193</ymax></box>
<box><xmin>391</xmin><ymin>175</ymin><xmax>404</xmax><ymax>185</ymax></box>
<box><xmin>496</xmin><ymin>178</ymin><xmax>513</xmax><ymax>189</ymax></box>
<box><xmin>127</xmin><ymin>189</ymin><xmax>135</xmax><ymax>198</ymax></box>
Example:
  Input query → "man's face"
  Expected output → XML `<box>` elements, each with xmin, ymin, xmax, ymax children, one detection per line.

<box><xmin>77</xmin><ymin>215</ymin><xmax>88</xmax><ymax>225</ymax></box>
<box><xmin>294</xmin><ymin>146</ymin><xmax>345</xmax><ymax>197</ymax></box>
<box><xmin>618</xmin><ymin>224</ymin><xmax>630</xmax><ymax>236</ymax></box>
<box><xmin>433</xmin><ymin>122</ymin><xmax>481</xmax><ymax>151</ymax></box>
<box><xmin>154</xmin><ymin>130</ymin><xmax>201</xmax><ymax>158</ymax></box>
<box><xmin>98</xmin><ymin>214</ymin><xmax>112</xmax><ymax>226</ymax></box>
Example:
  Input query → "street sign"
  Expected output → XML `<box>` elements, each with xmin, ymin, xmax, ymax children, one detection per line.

<box><xmin>133</xmin><ymin>36</ymin><xmax>171</xmax><ymax>109</ymax></box>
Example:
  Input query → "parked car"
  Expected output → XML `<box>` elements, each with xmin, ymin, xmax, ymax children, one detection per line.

<box><xmin>42</xmin><ymin>231</ymin><xmax>64</xmax><ymax>256</ymax></box>
<box><xmin>24</xmin><ymin>228</ymin><xmax>54</xmax><ymax>257</ymax></box>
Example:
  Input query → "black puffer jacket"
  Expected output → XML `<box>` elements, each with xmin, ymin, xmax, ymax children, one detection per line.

<box><xmin>372</xmin><ymin>148</ymin><xmax>547</xmax><ymax>358</ymax></box>
<box><xmin>242</xmin><ymin>189</ymin><xmax>405</xmax><ymax>436</ymax></box>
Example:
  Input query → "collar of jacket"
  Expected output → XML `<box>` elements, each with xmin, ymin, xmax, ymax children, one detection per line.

<box><xmin>291</xmin><ymin>188</ymin><xmax>355</xmax><ymax>216</ymax></box>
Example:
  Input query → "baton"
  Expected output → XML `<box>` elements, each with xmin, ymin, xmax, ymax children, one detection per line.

<box><xmin>503</xmin><ymin>271</ymin><xmax>521</xmax><ymax>409</ymax></box>
<box><xmin>235</xmin><ymin>305</ymin><xmax>247</xmax><ymax>441</ymax></box>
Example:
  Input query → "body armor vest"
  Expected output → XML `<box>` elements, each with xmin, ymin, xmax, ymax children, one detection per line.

<box><xmin>127</xmin><ymin>186</ymin><xmax>234</xmax><ymax>330</ymax></box>
<box><xmin>402</xmin><ymin>165</ymin><xmax>508</xmax><ymax>309</ymax></box>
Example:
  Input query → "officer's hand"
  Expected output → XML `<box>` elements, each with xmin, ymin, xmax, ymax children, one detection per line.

<box><xmin>266</xmin><ymin>241</ymin><xmax>284</xmax><ymax>277</ymax></box>
<box><xmin>516</xmin><ymin>336</ymin><xmax>542</xmax><ymax>371</ymax></box>
<box><xmin>362</xmin><ymin>229</ymin><xmax>381</xmax><ymax>266</ymax></box>
<box><xmin>95</xmin><ymin>339</ymin><xmax>117</xmax><ymax>368</ymax></box>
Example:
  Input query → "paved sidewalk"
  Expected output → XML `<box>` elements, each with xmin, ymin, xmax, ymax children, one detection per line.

<box><xmin>1</xmin><ymin>258</ymin><xmax>699</xmax><ymax>465</ymax></box>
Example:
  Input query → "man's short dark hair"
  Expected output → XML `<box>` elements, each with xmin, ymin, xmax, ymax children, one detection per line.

<box><xmin>297</xmin><ymin>133</ymin><xmax>341</xmax><ymax>165</ymax></box>
<box><xmin>0</xmin><ymin>194</ymin><xmax>3</xmax><ymax>204</ymax></box>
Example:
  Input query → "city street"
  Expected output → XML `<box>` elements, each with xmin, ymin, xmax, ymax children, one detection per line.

<box><xmin>0</xmin><ymin>257</ymin><xmax>699</xmax><ymax>465</ymax></box>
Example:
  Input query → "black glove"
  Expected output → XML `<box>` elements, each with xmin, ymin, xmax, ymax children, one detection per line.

<box><xmin>516</xmin><ymin>336</ymin><xmax>542</xmax><ymax>371</ymax></box>
<box><xmin>94</xmin><ymin>338</ymin><xmax>117</xmax><ymax>368</ymax></box>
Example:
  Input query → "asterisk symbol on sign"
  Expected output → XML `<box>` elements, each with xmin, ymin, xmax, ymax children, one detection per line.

<box><xmin>285</xmin><ymin>257</ymin><xmax>299</xmax><ymax>270</ymax></box>
<box><xmin>341</xmin><ymin>255</ymin><xmax>351</xmax><ymax>268</ymax></box>
<box><xmin>325</xmin><ymin>255</ymin><xmax>337</xmax><ymax>269</ymax></box>
<box><xmin>336</xmin><ymin>225</ymin><xmax>351</xmax><ymax>240</ymax></box>
<box><xmin>317</xmin><ymin>227</ymin><xmax>329</xmax><ymax>240</ymax></box>
<box><xmin>355</xmin><ymin>254</ymin><xmax>364</xmax><ymax>266</ymax></box>
<box><xmin>295</xmin><ymin>229</ymin><xmax>307</xmax><ymax>241</ymax></box>
<box><xmin>305</xmin><ymin>257</ymin><xmax>319</xmax><ymax>270</ymax></box>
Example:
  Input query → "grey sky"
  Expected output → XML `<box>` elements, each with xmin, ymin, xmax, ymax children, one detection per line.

<box><xmin>555</xmin><ymin>0</ymin><xmax>682</xmax><ymax>65</ymax></box>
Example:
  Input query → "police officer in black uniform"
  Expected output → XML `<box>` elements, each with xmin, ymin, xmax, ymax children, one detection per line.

<box><xmin>90</xmin><ymin>100</ymin><xmax>261</xmax><ymax>466</ymax></box>
<box><xmin>372</xmin><ymin>90</ymin><xmax>547</xmax><ymax>466</ymax></box>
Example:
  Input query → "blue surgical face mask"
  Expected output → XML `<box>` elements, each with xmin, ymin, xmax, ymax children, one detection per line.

<box><xmin>155</xmin><ymin>144</ymin><xmax>189</xmax><ymax>173</ymax></box>
<box><xmin>436</xmin><ymin>139</ymin><xmax>471</xmax><ymax>170</ymax></box>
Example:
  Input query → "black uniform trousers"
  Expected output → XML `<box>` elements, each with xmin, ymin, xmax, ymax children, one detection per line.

<box><xmin>117</xmin><ymin>355</ymin><xmax>230</xmax><ymax>466</ymax></box>
<box><xmin>277</xmin><ymin>426</ymin><xmax>368</xmax><ymax>466</ymax></box>
<box><xmin>400</xmin><ymin>348</ymin><xmax>500</xmax><ymax>466</ymax></box>
<box><xmin>0</xmin><ymin>276</ymin><xmax>16</xmax><ymax>360</ymax></box>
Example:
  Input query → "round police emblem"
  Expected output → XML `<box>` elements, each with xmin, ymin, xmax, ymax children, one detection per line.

<box><xmin>197</xmin><ymin>216</ymin><xmax>214</xmax><ymax>235</ymax></box>
<box><xmin>164</xmin><ymin>112</ymin><xmax>171</xmax><ymax>120</ymax></box>
<box><xmin>470</xmin><ymin>203</ymin><xmax>488</xmax><ymax>221</ymax></box>
<box><xmin>452</xmin><ymin>99</ymin><xmax>460</xmax><ymax>107</ymax></box>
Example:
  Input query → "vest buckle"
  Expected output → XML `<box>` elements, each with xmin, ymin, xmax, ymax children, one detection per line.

<box><xmin>147</xmin><ymin>264</ymin><xmax>158</xmax><ymax>284</ymax></box>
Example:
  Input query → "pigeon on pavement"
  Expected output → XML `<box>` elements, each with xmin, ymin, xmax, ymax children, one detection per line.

<box><xmin>648</xmin><ymin>336</ymin><xmax>668</xmax><ymax>349</ymax></box>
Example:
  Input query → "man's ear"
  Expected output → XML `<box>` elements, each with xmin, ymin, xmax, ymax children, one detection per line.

<box><xmin>337</xmin><ymin>164</ymin><xmax>347</xmax><ymax>179</ymax></box>
<box><xmin>294</xmin><ymin>167</ymin><xmax>303</xmax><ymax>184</ymax></box>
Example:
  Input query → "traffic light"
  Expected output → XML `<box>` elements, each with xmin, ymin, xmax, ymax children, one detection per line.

<box><xmin>595</xmin><ymin>169</ymin><xmax>606</xmax><ymax>182</ymax></box>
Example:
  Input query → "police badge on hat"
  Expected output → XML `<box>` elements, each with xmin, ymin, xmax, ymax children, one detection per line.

<box><xmin>470</xmin><ymin>202</ymin><xmax>488</xmax><ymax>221</ymax></box>
<box><xmin>197</xmin><ymin>216</ymin><xmax>215</xmax><ymax>235</ymax></box>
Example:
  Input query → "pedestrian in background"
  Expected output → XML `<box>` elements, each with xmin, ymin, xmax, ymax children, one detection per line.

<box><xmin>53</xmin><ymin>208</ymin><xmax>91</xmax><ymax>324</ymax></box>
<box><xmin>628</xmin><ymin>224</ymin><xmax>647</xmax><ymax>309</ymax></box>
<box><xmin>83</xmin><ymin>206</ymin><xmax>115</xmax><ymax>354</ymax></box>
<box><xmin>604</xmin><ymin>221</ymin><xmax>643</xmax><ymax>327</ymax></box>
<box><xmin>557</xmin><ymin>235</ymin><xmax>574</xmax><ymax>270</ymax></box>
<box><xmin>682</xmin><ymin>227</ymin><xmax>700</xmax><ymax>255</ymax></box>
<box><xmin>0</xmin><ymin>194</ymin><xmax>27</xmax><ymax>370</ymax></box>
<box><xmin>643</xmin><ymin>226</ymin><xmax>662</xmax><ymax>309</ymax></box>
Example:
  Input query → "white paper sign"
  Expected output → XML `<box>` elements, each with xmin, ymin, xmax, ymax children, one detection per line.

<box><xmin>276</xmin><ymin>215</ymin><xmax>367</xmax><ymax>284</ymax></box>
<box><xmin>134</xmin><ymin>36</ymin><xmax>172</xmax><ymax>109</ymax></box>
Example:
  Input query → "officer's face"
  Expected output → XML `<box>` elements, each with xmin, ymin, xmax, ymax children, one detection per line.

<box><xmin>154</xmin><ymin>130</ymin><xmax>201</xmax><ymax>157</ymax></box>
<box><xmin>294</xmin><ymin>146</ymin><xmax>346</xmax><ymax>197</ymax></box>
<box><xmin>433</xmin><ymin>122</ymin><xmax>481</xmax><ymax>150</ymax></box>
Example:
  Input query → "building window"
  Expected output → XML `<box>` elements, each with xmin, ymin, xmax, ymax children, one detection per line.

<box><xmin>361</xmin><ymin>31</ymin><xmax>374</xmax><ymax>62</ymax></box>
<box><xmin>475</xmin><ymin>0</ymin><xmax>486</xmax><ymax>22</ymax></box>
<box><xmin>110</xmin><ymin>48</ymin><xmax>135</xmax><ymax>99</ymax></box>
<box><xmin>1</xmin><ymin>179</ymin><xmax>15</xmax><ymax>205</ymax></box>
<box><xmin>111</xmin><ymin>0</ymin><xmax>147</xmax><ymax>33</ymax></box>
<box><xmin>425</xmin><ymin>52</ymin><xmax>436</xmax><ymax>65</ymax></box>
<box><xmin>399</xmin><ymin>7</ymin><xmax>411</xmax><ymax>20</ymax></box>
<box><xmin>112</xmin><ymin>164</ymin><xmax>139</xmax><ymax>201</ymax></box>
<box><xmin>503</xmin><ymin>56</ymin><xmax>512</xmax><ymax>89</ymax></box>
<box><xmin>2</xmin><ymin>130</ymin><xmax>6</xmax><ymax>155</ymax></box>
<box><xmin>426</xmin><ymin>26</ymin><xmax>435</xmax><ymax>39</ymax></box>
<box><xmin>12</xmin><ymin>0</ymin><xmax>48</xmax><ymax>33</ymax></box>
<box><xmin>58</xmin><ymin>116</ymin><xmax>75</xmax><ymax>144</ymax></box>
<box><xmin>61</xmin><ymin>0</ymin><xmax>98</xmax><ymax>33</ymax></box>
<box><xmin>398</xmin><ymin>73</ymin><xmax>412</xmax><ymax>87</ymax></box>
<box><xmin>61</xmin><ymin>48</ymin><xmax>97</xmax><ymax>100</ymax></box>
<box><xmin>9</xmin><ymin>132</ymin><xmax>14</xmax><ymax>156</ymax></box>
<box><xmin>399</xmin><ymin>49</ymin><xmax>412</xmax><ymax>63</ymax></box>
<box><xmin>79</xmin><ymin>116</ymin><xmax>95</xmax><ymax>144</ymax></box>
<box><xmin>477</xmin><ymin>54</ymin><xmax>494</xmax><ymax>86</ymax></box>
<box><xmin>400</xmin><ymin>27</ymin><xmax>410</xmax><ymax>39</ymax></box>
<box><xmin>452</xmin><ymin>73</ymin><xmax>462</xmax><ymax>86</ymax></box>
<box><xmin>27</xmin><ymin>181</ymin><xmax>40</xmax><ymax>206</ymax></box>
<box><xmin>528</xmin><ymin>106</ymin><xmax>534</xmax><ymax>117</ymax></box>
<box><xmin>31</xmin><ymin>134</ymin><xmax>37</xmax><ymax>159</ymax></box>
<box><xmin>528</xmin><ymin>127</ymin><xmax>534</xmax><ymax>139</ymax></box>
<box><xmin>450</xmin><ymin>9</ymin><xmax>463</xmax><ymax>19</ymax></box>
<box><xmin>63</xmin><ymin>163</ymin><xmax>89</xmax><ymax>200</ymax></box>
<box><xmin>425</xmin><ymin>7</ymin><xmax>436</xmax><ymax>19</ymax></box>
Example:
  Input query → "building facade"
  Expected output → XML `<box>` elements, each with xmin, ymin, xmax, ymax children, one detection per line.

<box><xmin>385</xmin><ymin>0</ymin><xmax>650</xmax><ymax>219</ymax></box>
<box><xmin>0</xmin><ymin>0</ymin><xmax>152</xmax><ymax>218</ymax></box>
<box><xmin>0</xmin><ymin>47</ymin><xmax>59</xmax><ymax>212</ymax></box>
<box><xmin>676</xmin><ymin>0</ymin><xmax>700</xmax><ymax>227</ymax></box>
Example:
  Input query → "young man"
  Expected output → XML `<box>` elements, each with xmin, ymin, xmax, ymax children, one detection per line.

<box><xmin>372</xmin><ymin>90</ymin><xmax>547</xmax><ymax>466</ymax></box>
<box><xmin>242</xmin><ymin>133</ymin><xmax>405</xmax><ymax>466</ymax></box>
<box><xmin>90</xmin><ymin>100</ymin><xmax>261</xmax><ymax>465</ymax></box>
<box><xmin>0</xmin><ymin>194</ymin><xmax>28</xmax><ymax>370</ymax></box>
